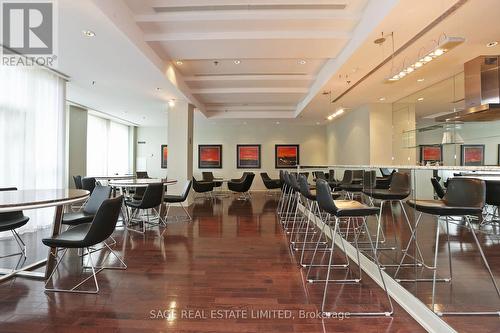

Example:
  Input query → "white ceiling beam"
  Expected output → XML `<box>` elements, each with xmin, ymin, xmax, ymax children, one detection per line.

<box><xmin>144</xmin><ymin>31</ymin><xmax>352</xmax><ymax>42</ymax></box>
<box><xmin>206</xmin><ymin>105</ymin><xmax>296</xmax><ymax>111</ymax></box>
<box><xmin>185</xmin><ymin>74</ymin><xmax>316</xmax><ymax>81</ymax></box>
<box><xmin>206</xmin><ymin>111</ymin><xmax>296</xmax><ymax>119</ymax></box>
<box><xmin>135</xmin><ymin>11</ymin><xmax>362</xmax><ymax>23</ymax></box>
<box><xmin>191</xmin><ymin>87</ymin><xmax>309</xmax><ymax>94</ymax></box>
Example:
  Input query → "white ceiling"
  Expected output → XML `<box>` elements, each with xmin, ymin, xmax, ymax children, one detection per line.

<box><xmin>57</xmin><ymin>0</ymin><xmax>500</xmax><ymax>126</ymax></box>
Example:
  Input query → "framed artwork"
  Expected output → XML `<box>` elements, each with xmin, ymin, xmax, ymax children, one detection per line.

<box><xmin>460</xmin><ymin>144</ymin><xmax>485</xmax><ymax>166</ymax></box>
<box><xmin>198</xmin><ymin>145</ymin><xmax>222</xmax><ymax>169</ymax></box>
<box><xmin>420</xmin><ymin>145</ymin><xmax>442</xmax><ymax>164</ymax></box>
<box><xmin>237</xmin><ymin>144</ymin><xmax>261</xmax><ymax>169</ymax></box>
<box><xmin>161</xmin><ymin>145</ymin><xmax>168</xmax><ymax>169</ymax></box>
<box><xmin>275</xmin><ymin>144</ymin><xmax>300</xmax><ymax>169</ymax></box>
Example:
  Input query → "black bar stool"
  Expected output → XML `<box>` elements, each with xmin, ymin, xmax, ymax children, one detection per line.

<box><xmin>311</xmin><ymin>179</ymin><xmax>393</xmax><ymax>317</ymax></box>
<box><xmin>396</xmin><ymin>177</ymin><xmax>500</xmax><ymax>316</ymax></box>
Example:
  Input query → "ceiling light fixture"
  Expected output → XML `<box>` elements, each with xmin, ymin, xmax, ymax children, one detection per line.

<box><xmin>379</xmin><ymin>97</ymin><xmax>386</xmax><ymax>101</ymax></box>
<box><xmin>175</xmin><ymin>60</ymin><xmax>183</xmax><ymax>65</ymax></box>
<box><xmin>82</xmin><ymin>30</ymin><xmax>95</xmax><ymax>37</ymax></box>
<box><xmin>275</xmin><ymin>121</ymin><xmax>280</xmax><ymax>125</ymax></box>
<box><xmin>417</xmin><ymin>97</ymin><xmax>424</xmax><ymax>102</ymax></box>
<box><xmin>487</xmin><ymin>41</ymin><xmax>498</xmax><ymax>48</ymax></box>
<box><xmin>417</xmin><ymin>78</ymin><xmax>425</xmax><ymax>82</ymax></box>
<box><xmin>234</xmin><ymin>60</ymin><xmax>241</xmax><ymax>64</ymax></box>
<box><xmin>327</xmin><ymin>108</ymin><xmax>345</xmax><ymax>120</ymax></box>
<box><xmin>298</xmin><ymin>59</ymin><xmax>307</xmax><ymax>65</ymax></box>
<box><xmin>168</xmin><ymin>99</ymin><xmax>175</xmax><ymax>107</ymax></box>
<box><xmin>387</xmin><ymin>36</ymin><xmax>465</xmax><ymax>82</ymax></box>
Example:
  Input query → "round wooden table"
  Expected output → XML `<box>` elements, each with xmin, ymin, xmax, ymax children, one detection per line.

<box><xmin>109</xmin><ymin>178</ymin><xmax>177</xmax><ymax>188</ymax></box>
<box><xmin>0</xmin><ymin>189</ymin><xmax>89</xmax><ymax>282</ymax></box>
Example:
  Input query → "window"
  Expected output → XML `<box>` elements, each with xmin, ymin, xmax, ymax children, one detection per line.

<box><xmin>86</xmin><ymin>114</ymin><xmax>130</xmax><ymax>176</ymax></box>
<box><xmin>0</xmin><ymin>65</ymin><xmax>66</xmax><ymax>234</ymax></box>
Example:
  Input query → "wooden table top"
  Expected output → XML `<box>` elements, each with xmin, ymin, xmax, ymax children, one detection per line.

<box><xmin>109</xmin><ymin>179</ymin><xmax>178</xmax><ymax>187</ymax></box>
<box><xmin>90</xmin><ymin>175</ymin><xmax>135</xmax><ymax>180</ymax></box>
<box><xmin>0</xmin><ymin>189</ymin><xmax>90</xmax><ymax>212</ymax></box>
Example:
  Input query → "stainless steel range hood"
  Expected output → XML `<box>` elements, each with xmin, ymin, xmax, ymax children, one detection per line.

<box><xmin>436</xmin><ymin>55</ymin><xmax>500</xmax><ymax>122</ymax></box>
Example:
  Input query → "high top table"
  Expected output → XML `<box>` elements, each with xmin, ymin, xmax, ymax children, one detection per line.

<box><xmin>0</xmin><ymin>189</ymin><xmax>90</xmax><ymax>282</ymax></box>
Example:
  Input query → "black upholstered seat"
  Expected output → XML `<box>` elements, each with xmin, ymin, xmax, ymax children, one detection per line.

<box><xmin>316</xmin><ymin>179</ymin><xmax>378</xmax><ymax>217</ymax></box>
<box><xmin>364</xmin><ymin>172</ymin><xmax>410</xmax><ymax>200</ymax></box>
<box><xmin>0</xmin><ymin>187</ymin><xmax>29</xmax><ymax>232</ymax></box>
<box><xmin>193</xmin><ymin>177</ymin><xmax>214</xmax><ymax>194</ymax></box>
<box><xmin>407</xmin><ymin>178</ymin><xmax>485</xmax><ymax>217</ymax></box>
<box><xmin>228</xmin><ymin>172</ymin><xmax>255</xmax><ymax>197</ymax></box>
<box><xmin>62</xmin><ymin>185</ymin><xmax>111</xmax><ymax>226</ymax></box>
<box><xmin>202</xmin><ymin>172</ymin><xmax>222</xmax><ymax>188</ymax></box>
<box><xmin>260</xmin><ymin>172</ymin><xmax>281</xmax><ymax>190</ymax></box>
<box><xmin>82</xmin><ymin>177</ymin><xmax>96</xmax><ymax>194</ymax></box>
<box><xmin>164</xmin><ymin>181</ymin><xmax>192</xmax><ymax>203</ymax></box>
<box><xmin>43</xmin><ymin>196</ymin><xmax>123</xmax><ymax>249</ymax></box>
<box><xmin>125</xmin><ymin>183</ymin><xmax>163</xmax><ymax>209</ymax></box>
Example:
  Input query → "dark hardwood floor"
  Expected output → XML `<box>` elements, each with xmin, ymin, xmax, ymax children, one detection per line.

<box><xmin>0</xmin><ymin>192</ymin><xmax>498</xmax><ymax>332</ymax></box>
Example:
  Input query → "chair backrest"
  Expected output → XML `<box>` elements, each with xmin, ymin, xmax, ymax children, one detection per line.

<box><xmin>314</xmin><ymin>171</ymin><xmax>327</xmax><ymax>180</ymax></box>
<box><xmin>328</xmin><ymin>170</ymin><xmax>335</xmax><ymax>181</ymax></box>
<box><xmin>299</xmin><ymin>172</ymin><xmax>309</xmax><ymax>180</ymax></box>
<box><xmin>380</xmin><ymin>168</ymin><xmax>391</xmax><ymax>177</ymax></box>
<box><xmin>389</xmin><ymin>172</ymin><xmax>411</xmax><ymax>195</ymax></box>
<box><xmin>315</xmin><ymin>179</ymin><xmax>338</xmax><ymax>214</ymax></box>
<box><xmin>363</xmin><ymin>170</ymin><xmax>377</xmax><ymax>190</ymax></box>
<box><xmin>192</xmin><ymin>177</ymin><xmax>214</xmax><ymax>193</ymax></box>
<box><xmin>241</xmin><ymin>173</ymin><xmax>255</xmax><ymax>192</ymax></box>
<box><xmin>83</xmin><ymin>196</ymin><xmax>123</xmax><ymax>247</ymax></box>
<box><xmin>0</xmin><ymin>187</ymin><xmax>17</xmax><ymax>192</ymax></box>
<box><xmin>352</xmin><ymin>170</ymin><xmax>363</xmax><ymax>181</ymax></box>
<box><xmin>485</xmin><ymin>180</ymin><xmax>500</xmax><ymax>206</ymax></box>
<box><xmin>289</xmin><ymin>172</ymin><xmax>300</xmax><ymax>191</ymax></box>
<box><xmin>139</xmin><ymin>183</ymin><xmax>164</xmax><ymax>209</ymax></box>
<box><xmin>279</xmin><ymin>170</ymin><xmax>285</xmax><ymax>183</ymax></box>
<box><xmin>73</xmin><ymin>175</ymin><xmax>83</xmax><ymax>189</ymax></box>
<box><xmin>83</xmin><ymin>185</ymin><xmax>112</xmax><ymax>215</ymax></box>
<box><xmin>136</xmin><ymin>171</ymin><xmax>149</xmax><ymax>179</ymax></box>
<box><xmin>81</xmin><ymin>177</ymin><xmax>96</xmax><ymax>193</ymax></box>
<box><xmin>260</xmin><ymin>172</ymin><xmax>272</xmax><ymax>182</ymax></box>
<box><xmin>431</xmin><ymin>177</ymin><xmax>446</xmax><ymax>199</ymax></box>
<box><xmin>298</xmin><ymin>174</ymin><xmax>314</xmax><ymax>200</ymax></box>
<box><xmin>340</xmin><ymin>170</ymin><xmax>353</xmax><ymax>185</ymax></box>
<box><xmin>444</xmin><ymin>178</ymin><xmax>485</xmax><ymax>208</ymax></box>
<box><xmin>179</xmin><ymin>180</ymin><xmax>192</xmax><ymax>201</ymax></box>
<box><xmin>202</xmin><ymin>172</ymin><xmax>215</xmax><ymax>182</ymax></box>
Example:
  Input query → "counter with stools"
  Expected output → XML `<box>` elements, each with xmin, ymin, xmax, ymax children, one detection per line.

<box><xmin>397</xmin><ymin>177</ymin><xmax>500</xmax><ymax>316</ymax></box>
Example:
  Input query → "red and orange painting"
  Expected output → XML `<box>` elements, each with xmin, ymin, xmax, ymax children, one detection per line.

<box><xmin>198</xmin><ymin>145</ymin><xmax>222</xmax><ymax>168</ymax></box>
<box><xmin>161</xmin><ymin>145</ymin><xmax>168</xmax><ymax>168</ymax></box>
<box><xmin>237</xmin><ymin>144</ymin><xmax>261</xmax><ymax>169</ymax></box>
<box><xmin>461</xmin><ymin>145</ymin><xmax>485</xmax><ymax>166</ymax></box>
<box><xmin>420</xmin><ymin>145</ymin><xmax>442</xmax><ymax>163</ymax></box>
<box><xmin>275</xmin><ymin>144</ymin><xmax>299</xmax><ymax>168</ymax></box>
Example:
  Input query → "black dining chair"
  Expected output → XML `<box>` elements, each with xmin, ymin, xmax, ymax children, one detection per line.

<box><xmin>228</xmin><ymin>173</ymin><xmax>255</xmax><ymax>200</ymax></box>
<box><xmin>310</xmin><ymin>179</ymin><xmax>393</xmax><ymax>317</ymax></box>
<box><xmin>202</xmin><ymin>172</ymin><xmax>222</xmax><ymax>189</ymax></box>
<box><xmin>125</xmin><ymin>183</ymin><xmax>165</xmax><ymax>233</ymax></box>
<box><xmin>0</xmin><ymin>187</ymin><xmax>28</xmax><ymax>259</ymax></box>
<box><xmin>431</xmin><ymin>177</ymin><xmax>446</xmax><ymax>199</ymax></box>
<box><xmin>62</xmin><ymin>185</ymin><xmax>112</xmax><ymax>226</ymax></box>
<box><xmin>164</xmin><ymin>180</ymin><xmax>193</xmax><ymax>222</ymax></box>
<box><xmin>192</xmin><ymin>177</ymin><xmax>215</xmax><ymax>200</ymax></box>
<box><xmin>81</xmin><ymin>177</ymin><xmax>96</xmax><ymax>194</ymax></box>
<box><xmin>483</xmin><ymin>180</ymin><xmax>500</xmax><ymax>226</ymax></box>
<box><xmin>396</xmin><ymin>178</ymin><xmax>500</xmax><ymax>315</ymax></box>
<box><xmin>136</xmin><ymin>171</ymin><xmax>150</xmax><ymax>179</ymax></box>
<box><xmin>260</xmin><ymin>172</ymin><xmax>281</xmax><ymax>195</ymax></box>
<box><xmin>73</xmin><ymin>176</ymin><xmax>83</xmax><ymax>189</ymax></box>
<box><xmin>43</xmin><ymin>196</ymin><xmax>125</xmax><ymax>294</ymax></box>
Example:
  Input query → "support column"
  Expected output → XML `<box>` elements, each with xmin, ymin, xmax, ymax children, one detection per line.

<box><xmin>167</xmin><ymin>100</ymin><xmax>195</xmax><ymax>205</ymax></box>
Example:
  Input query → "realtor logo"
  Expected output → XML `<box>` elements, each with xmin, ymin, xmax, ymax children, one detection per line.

<box><xmin>1</xmin><ymin>1</ymin><xmax>53</xmax><ymax>55</ymax></box>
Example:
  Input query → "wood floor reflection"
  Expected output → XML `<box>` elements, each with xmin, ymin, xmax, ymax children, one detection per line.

<box><xmin>1</xmin><ymin>193</ymin><xmax>496</xmax><ymax>332</ymax></box>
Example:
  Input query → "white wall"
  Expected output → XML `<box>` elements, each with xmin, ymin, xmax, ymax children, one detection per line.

<box><xmin>326</xmin><ymin>105</ymin><xmax>370</xmax><ymax>165</ymax></box>
<box><xmin>193</xmin><ymin>120</ymin><xmax>328</xmax><ymax>190</ymax></box>
<box><xmin>136</xmin><ymin>126</ymin><xmax>168</xmax><ymax>178</ymax></box>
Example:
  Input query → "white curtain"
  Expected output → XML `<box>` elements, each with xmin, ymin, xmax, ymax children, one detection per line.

<box><xmin>87</xmin><ymin>114</ymin><xmax>130</xmax><ymax>176</ymax></box>
<box><xmin>0</xmin><ymin>65</ymin><xmax>66</xmax><ymax>237</ymax></box>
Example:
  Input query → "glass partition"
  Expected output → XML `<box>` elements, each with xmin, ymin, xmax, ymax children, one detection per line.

<box><xmin>296</xmin><ymin>164</ymin><xmax>500</xmax><ymax>330</ymax></box>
